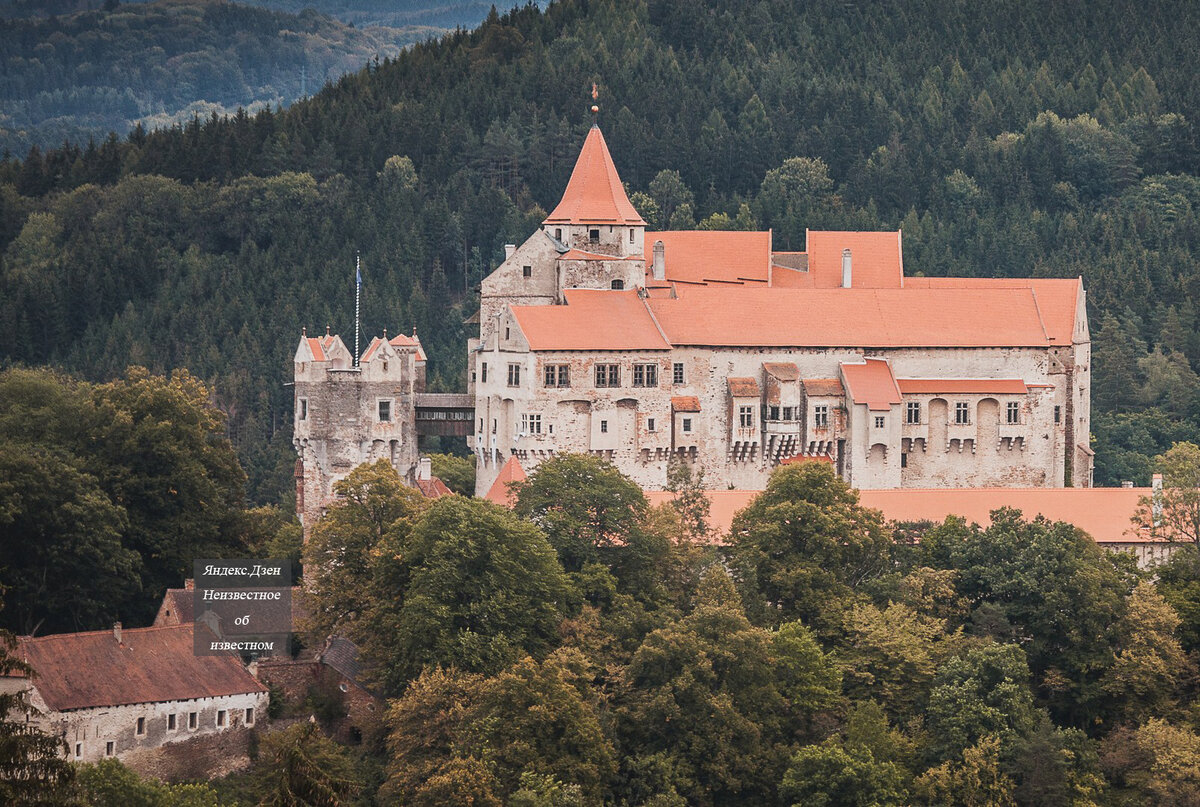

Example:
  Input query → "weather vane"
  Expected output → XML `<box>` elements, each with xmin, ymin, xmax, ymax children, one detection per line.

<box><xmin>591</xmin><ymin>83</ymin><xmax>599</xmax><ymax>118</ymax></box>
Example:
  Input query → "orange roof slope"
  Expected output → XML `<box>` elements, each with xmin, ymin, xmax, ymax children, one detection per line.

<box><xmin>841</xmin><ymin>359</ymin><xmax>902</xmax><ymax>410</ymax></box>
<box><xmin>804</xmin><ymin>378</ymin><xmax>844</xmax><ymax>396</ymax></box>
<box><xmin>544</xmin><ymin>125</ymin><xmax>645</xmax><ymax>226</ymax></box>
<box><xmin>645</xmin><ymin>487</ymin><xmax>1151</xmax><ymax>546</ymax></box>
<box><xmin>485</xmin><ymin>456</ymin><xmax>527</xmax><ymax>507</ymax></box>
<box><xmin>806</xmin><ymin>231</ymin><xmax>904</xmax><ymax>288</ymax></box>
<box><xmin>15</xmin><ymin>624</ymin><xmax>267</xmax><ymax>712</ymax></box>
<box><xmin>511</xmin><ymin>289</ymin><xmax>670</xmax><ymax>351</ymax></box>
<box><xmin>897</xmin><ymin>379</ymin><xmax>1028</xmax><ymax>395</ymax></box>
<box><xmin>904</xmin><ymin>277</ymin><xmax>1082</xmax><ymax>344</ymax></box>
<box><xmin>646</xmin><ymin>285</ymin><xmax>1054</xmax><ymax>348</ymax></box>
<box><xmin>644</xmin><ymin>231</ymin><xmax>772</xmax><ymax>284</ymax></box>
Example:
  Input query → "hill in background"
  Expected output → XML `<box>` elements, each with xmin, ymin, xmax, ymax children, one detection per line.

<box><xmin>0</xmin><ymin>0</ymin><xmax>441</xmax><ymax>154</ymax></box>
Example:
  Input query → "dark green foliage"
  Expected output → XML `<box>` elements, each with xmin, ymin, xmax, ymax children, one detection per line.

<box><xmin>0</xmin><ymin>631</ymin><xmax>76</xmax><ymax>805</ymax></box>
<box><xmin>0</xmin><ymin>366</ymin><xmax>248</xmax><ymax>632</ymax></box>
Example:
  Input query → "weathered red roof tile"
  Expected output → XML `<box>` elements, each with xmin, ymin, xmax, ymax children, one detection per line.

<box><xmin>763</xmin><ymin>362</ymin><xmax>800</xmax><ymax>381</ymax></box>
<box><xmin>14</xmin><ymin>625</ymin><xmax>266</xmax><ymax>712</ymax></box>
<box><xmin>485</xmin><ymin>455</ymin><xmax>527</xmax><ymax>507</ymax></box>
<box><xmin>671</xmin><ymin>396</ymin><xmax>701</xmax><ymax>412</ymax></box>
<box><xmin>803</xmin><ymin>378</ymin><xmax>844</xmax><ymax>396</ymax></box>
<box><xmin>728</xmin><ymin>377</ymin><xmax>760</xmax><ymax>397</ymax></box>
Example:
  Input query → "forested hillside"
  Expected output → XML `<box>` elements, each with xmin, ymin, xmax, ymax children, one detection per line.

<box><xmin>0</xmin><ymin>0</ymin><xmax>437</xmax><ymax>153</ymax></box>
<box><xmin>2</xmin><ymin>0</ymin><xmax>1200</xmax><ymax>501</ymax></box>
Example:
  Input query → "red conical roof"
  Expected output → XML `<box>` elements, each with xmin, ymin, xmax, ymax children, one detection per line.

<box><xmin>544</xmin><ymin>125</ymin><xmax>646</xmax><ymax>226</ymax></box>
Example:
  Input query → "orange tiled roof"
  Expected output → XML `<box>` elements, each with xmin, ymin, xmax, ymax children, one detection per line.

<box><xmin>728</xmin><ymin>377</ymin><xmax>760</xmax><ymax>397</ymax></box>
<box><xmin>416</xmin><ymin>476</ymin><xmax>454</xmax><ymax>499</ymax></box>
<box><xmin>643</xmin><ymin>231</ymin><xmax>772</xmax><ymax>284</ymax></box>
<box><xmin>14</xmin><ymin>624</ymin><xmax>266</xmax><ymax>712</ymax></box>
<box><xmin>306</xmin><ymin>337</ymin><xmax>326</xmax><ymax>362</ymax></box>
<box><xmin>763</xmin><ymin>362</ymin><xmax>800</xmax><ymax>381</ymax></box>
<box><xmin>897</xmin><ymin>379</ymin><xmax>1028</xmax><ymax>395</ymax></box>
<box><xmin>390</xmin><ymin>332</ymin><xmax>428</xmax><ymax>362</ymax></box>
<box><xmin>485</xmin><ymin>456</ymin><xmax>527</xmax><ymax>507</ymax></box>
<box><xmin>805</xmin><ymin>230</ymin><xmax>904</xmax><ymax>288</ymax></box>
<box><xmin>644</xmin><ymin>487</ymin><xmax>1154</xmax><ymax>546</ymax></box>
<box><xmin>803</xmin><ymin>378</ymin><xmax>844</xmax><ymax>396</ymax></box>
<box><xmin>672</xmin><ymin>396</ymin><xmax>701</xmax><ymax>412</ymax></box>
<box><xmin>544</xmin><ymin>126</ymin><xmax>645</xmax><ymax>226</ymax></box>
<box><xmin>904</xmin><ymin>277</ymin><xmax>1082</xmax><ymax>344</ymax></box>
<box><xmin>511</xmin><ymin>289</ymin><xmax>670</xmax><ymax>351</ymax></box>
<box><xmin>841</xmin><ymin>359</ymin><xmax>902</xmax><ymax>411</ymax></box>
<box><xmin>645</xmin><ymin>285</ymin><xmax>1059</xmax><ymax>348</ymax></box>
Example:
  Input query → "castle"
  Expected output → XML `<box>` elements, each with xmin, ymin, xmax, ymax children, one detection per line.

<box><xmin>294</xmin><ymin>123</ymin><xmax>1091</xmax><ymax>522</ymax></box>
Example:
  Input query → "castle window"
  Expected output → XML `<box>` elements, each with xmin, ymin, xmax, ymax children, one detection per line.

<box><xmin>906</xmin><ymin>401</ymin><xmax>921</xmax><ymax>424</ymax></box>
<box><xmin>1054</xmin><ymin>405</ymin><xmax>1061</xmax><ymax>423</ymax></box>
<box><xmin>1006</xmin><ymin>402</ymin><xmax>1021</xmax><ymax>424</ymax></box>
<box><xmin>875</xmin><ymin>416</ymin><xmax>886</xmax><ymax>429</ymax></box>
<box><xmin>682</xmin><ymin>418</ymin><xmax>693</xmax><ymax>433</ymax></box>
<box><xmin>555</xmin><ymin>228</ymin><xmax>562</xmax><ymax>241</ymax></box>
<box><xmin>522</xmin><ymin>265</ymin><xmax>532</xmax><ymax>278</ymax></box>
<box><xmin>600</xmin><ymin>420</ymin><xmax>608</xmax><ymax>433</ymax></box>
<box><xmin>521</xmin><ymin>413</ymin><xmax>542</xmax><ymax>434</ymax></box>
<box><xmin>505</xmin><ymin>326</ymin><xmax>510</xmax><ymax>340</ymax></box>
<box><xmin>629</xmin><ymin>228</ymin><xmax>635</xmax><ymax>243</ymax></box>
<box><xmin>75</xmin><ymin>743</ymin><xmax>81</xmax><ymax>758</ymax></box>
<box><xmin>782</xmin><ymin>406</ymin><xmax>794</xmax><ymax>420</ymax></box>
<box><xmin>611</xmin><ymin>279</ymin><xmax>624</xmax><ymax>290</ymax></box>
<box><xmin>481</xmin><ymin>362</ymin><xmax>488</xmax><ymax>383</ymax></box>
<box><xmin>595</xmin><ymin>364</ymin><xmax>620</xmax><ymax>387</ymax></box>
<box><xmin>507</xmin><ymin>364</ymin><xmax>521</xmax><ymax>387</ymax></box>
<box><xmin>544</xmin><ymin>364</ymin><xmax>570</xmax><ymax>388</ymax></box>
<box><xmin>739</xmin><ymin>406</ymin><xmax>754</xmax><ymax>428</ymax></box>
<box><xmin>647</xmin><ymin>417</ymin><xmax>656</xmax><ymax>432</ymax></box>
<box><xmin>954</xmin><ymin>402</ymin><xmax>970</xmax><ymax>424</ymax></box>
<box><xmin>168</xmin><ymin>714</ymin><xmax>176</xmax><ymax>730</ymax></box>
<box><xmin>673</xmin><ymin>363</ymin><xmax>684</xmax><ymax>384</ymax></box>
<box><xmin>217</xmin><ymin>710</ymin><xmax>226</xmax><ymax>728</ymax></box>
<box><xmin>136</xmin><ymin>717</ymin><xmax>145</xmax><ymax>735</ymax></box>
<box><xmin>106</xmin><ymin>742</ymin><xmax>114</xmax><ymax>756</ymax></box>
<box><xmin>769</xmin><ymin>406</ymin><xmax>780</xmax><ymax>421</ymax></box>
<box><xmin>378</xmin><ymin>400</ymin><xmax>392</xmax><ymax>422</ymax></box>
<box><xmin>589</xmin><ymin>229</ymin><xmax>600</xmax><ymax>241</ymax></box>
<box><xmin>633</xmin><ymin>363</ymin><xmax>658</xmax><ymax>387</ymax></box>
<box><xmin>299</xmin><ymin>399</ymin><xmax>308</xmax><ymax>421</ymax></box>
<box><xmin>245</xmin><ymin>708</ymin><xmax>254</xmax><ymax>725</ymax></box>
<box><xmin>189</xmin><ymin>712</ymin><xmax>197</xmax><ymax>730</ymax></box>
<box><xmin>382</xmin><ymin>361</ymin><xmax>388</xmax><ymax>373</ymax></box>
<box><xmin>901</xmin><ymin>452</ymin><xmax>908</xmax><ymax>468</ymax></box>
<box><xmin>814</xmin><ymin>405</ymin><xmax>829</xmax><ymax>428</ymax></box>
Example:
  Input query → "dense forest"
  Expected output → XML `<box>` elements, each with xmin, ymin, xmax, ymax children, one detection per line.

<box><xmin>0</xmin><ymin>0</ymin><xmax>438</xmax><ymax>154</ymax></box>
<box><xmin>19</xmin><ymin>453</ymin><xmax>1200</xmax><ymax>804</ymax></box>
<box><xmin>2</xmin><ymin>0</ymin><xmax>1200</xmax><ymax>501</ymax></box>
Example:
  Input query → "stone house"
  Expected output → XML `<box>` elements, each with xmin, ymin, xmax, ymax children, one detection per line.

<box><xmin>1</xmin><ymin>623</ymin><xmax>268</xmax><ymax>763</ymax></box>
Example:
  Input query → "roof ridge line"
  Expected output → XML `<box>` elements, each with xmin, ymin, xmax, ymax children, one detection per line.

<box><xmin>640</xmin><ymin>293</ymin><xmax>673</xmax><ymax>348</ymax></box>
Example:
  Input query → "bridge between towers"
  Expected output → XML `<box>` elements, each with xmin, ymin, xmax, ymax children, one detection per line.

<box><xmin>414</xmin><ymin>393</ymin><xmax>475</xmax><ymax>437</ymax></box>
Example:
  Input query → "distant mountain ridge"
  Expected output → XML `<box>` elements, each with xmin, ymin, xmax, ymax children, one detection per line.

<box><xmin>0</xmin><ymin>0</ymin><xmax>442</xmax><ymax>153</ymax></box>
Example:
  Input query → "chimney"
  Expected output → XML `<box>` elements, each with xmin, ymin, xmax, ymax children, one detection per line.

<box><xmin>1152</xmin><ymin>473</ymin><xmax>1164</xmax><ymax>527</ymax></box>
<box><xmin>504</xmin><ymin>244</ymin><xmax>516</xmax><ymax>260</ymax></box>
<box><xmin>184</xmin><ymin>578</ymin><xmax>194</xmax><ymax>591</ymax></box>
<box><xmin>1121</xmin><ymin>481</ymin><xmax>1133</xmax><ymax>489</ymax></box>
<box><xmin>652</xmin><ymin>240</ymin><xmax>665</xmax><ymax>280</ymax></box>
<box><xmin>418</xmin><ymin>456</ymin><xmax>432</xmax><ymax>481</ymax></box>
<box><xmin>841</xmin><ymin>248</ymin><xmax>852</xmax><ymax>288</ymax></box>
<box><xmin>113</xmin><ymin>622</ymin><xmax>122</xmax><ymax>644</ymax></box>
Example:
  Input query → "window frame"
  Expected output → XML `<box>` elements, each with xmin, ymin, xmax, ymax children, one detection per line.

<box><xmin>682</xmin><ymin>417</ymin><xmax>693</xmax><ymax>433</ymax></box>
<box><xmin>1006</xmin><ymin>401</ymin><xmax>1021</xmax><ymax>424</ymax></box>
<box><xmin>813</xmin><ymin>404</ymin><xmax>829</xmax><ymax>428</ymax></box>
<box><xmin>672</xmin><ymin>362</ymin><xmax>685</xmax><ymax>385</ymax></box>
<box><xmin>906</xmin><ymin>401</ymin><xmax>921</xmax><ymax>424</ymax></box>
<box><xmin>875</xmin><ymin>415</ymin><xmax>886</xmax><ymax>429</ymax></box>
<box><xmin>377</xmin><ymin>399</ymin><xmax>392</xmax><ymax>423</ymax></box>
<box><xmin>299</xmin><ymin>398</ymin><xmax>308</xmax><ymax>421</ymax></box>
<box><xmin>594</xmin><ymin>363</ymin><xmax>620</xmax><ymax>388</ymax></box>
<box><xmin>544</xmin><ymin>364</ymin><xmax>570</xmax><ymax>388</ymax></box>
<box><xmin>738</xmin><ymin>405</ymin><xmax>755</xmax><ymax>429</ymax></box>
<box><xmin>954</xmin><ymin>402</ymin><xmax>970</xmax><ymax>425</ymax></box>
<box><xmin>507</xmin><ymin>363</ymin><xmax>521</xmax><ymax>387</ymax></box>
<box><xmin>632</xmin><ymin>363</ymin><xmax>658</xmax><ymax>387</ymax></box>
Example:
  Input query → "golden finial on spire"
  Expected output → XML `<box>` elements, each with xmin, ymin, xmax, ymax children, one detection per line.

<box><xmin>591</xmin><ymin>83</ymin><xmax>599</xmax><ymax>117</ymax></box>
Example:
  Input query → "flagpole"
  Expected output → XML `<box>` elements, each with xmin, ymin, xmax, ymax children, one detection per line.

<box><xmin>354</xmin><ymin>252</ymin><xmax>361</xmax><ymax>368</ymax></box>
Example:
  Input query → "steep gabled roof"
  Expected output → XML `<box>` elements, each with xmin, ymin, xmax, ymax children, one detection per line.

<box><xmin>485</xmin><ymin>456</ymin><xmax>527</xmax><ymax>507</ymax></box>
<box><xmin>544</xmin><ymin>125</ymin><xmax>645</xmax><ymax>226</ymax></box>
<box><xmin>841</xmin><ymin>359</ymin><xmax>902</xmax><ymax>411</ymax></box>
<box><xmin>14</xmin><ymin>624</ymin><xmax>266</xmax><ymax>712</ymax></box>
<box><xmin>511</xmin><ymin>289</ymin><xmax>670</xmax><ymax>351</ymax></box>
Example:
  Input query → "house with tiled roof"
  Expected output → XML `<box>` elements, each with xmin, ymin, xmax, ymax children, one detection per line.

<box><xmin>0</xmin><ymin>623</ymin><xmax>267</xmax><ymax>763</ymax></box>
<box><xmin>467</xmin><ymin>123</ymin><xmax>1091</xmax><ymax>495</ymax></box>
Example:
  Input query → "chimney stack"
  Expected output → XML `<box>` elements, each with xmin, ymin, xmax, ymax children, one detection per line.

<box><xmin>184</xmin><ymin>578</ymin><xmax>194</xmax><ymax>591</ymax></box>
<box><xmin>652</xmin><ymin>240</ymin><xmax>665</xmax><ymax>281</ymax></box>
<box><xmin>504</xmin><ymin>244</ymin><xmax>516</xmax><ymax>260</ymax></box>
<box><xmin>113</xmin><ymin>622</ymin><xmax>122</xmax><ymax>644</ymax></box>
<box><xmin>1152</xmin><ymin>473</ymin><xmax>1164</xmax><ymax>527</ymax></box>
<box><xmin>841</xmin><ymin>248</ymin><xmax>852</xmax><ymax>288</ymax></box>
<box><xmin>418</xmin><ymin>457</ymin><xmax>432</xmax><ymax>481</ymax></box>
